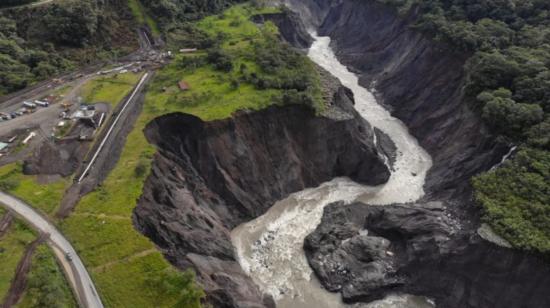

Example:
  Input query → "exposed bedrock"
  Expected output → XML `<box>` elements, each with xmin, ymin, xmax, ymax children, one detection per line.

<box><xmin>289</xmin><ymin>0</ymin><xmax>509</xmax><ymax>197</ymax></box>
<box><xmin>252</xmin><ymin>10</ymin><xmax>313</xmax><ymax>49</ymax></box>
<box><xmin>305</xmin><ymin>203</ymin><xmax>550</xmax><ymax>308</ymax></box>
<box><xmin>133</xmin><ymin>83</ymin><xmax>390</xmax><ymax>307</ymax></box>
<box><xmin>282</xmin><ymin>0</ymin><xmax>550</xmax><ymax>307</ymax></box>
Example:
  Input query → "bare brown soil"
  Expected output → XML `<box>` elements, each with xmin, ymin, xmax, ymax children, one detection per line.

<box><xmin>0</xmin><ymin>213</ymin><xmax>14</xmax><ymax>239</ymax></box>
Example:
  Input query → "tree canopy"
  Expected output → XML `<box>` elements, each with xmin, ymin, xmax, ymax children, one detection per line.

<box><xmin>0</xmin><ymin>0</ymin><xmax>137</xmax><ymax>95</ymax></box>
<box><xmin>379</xmin><ymin>0</ymin><xmax>550</xmax><ymax>256</ymax></box>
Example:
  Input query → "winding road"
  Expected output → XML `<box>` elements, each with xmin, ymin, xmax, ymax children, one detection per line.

<box><xmin>0</xmin><ymin>192</ymin><xmax>103</xmax><ymax>308</ymax></box>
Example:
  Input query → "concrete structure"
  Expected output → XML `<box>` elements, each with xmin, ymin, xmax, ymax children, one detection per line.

<box><xmin>22</xmin><ymin>132</ymin><xmax>36</xmax><ymax>145</ymax></box>
<box><xmin>179</xmin><ymin>48</ymin><xmax>198</xmax><ymax>53</ymax></box>
<box><xmin>71</xmin><ymin>110</ymin><xmax>96</xmax><ymax>120</ymax></box>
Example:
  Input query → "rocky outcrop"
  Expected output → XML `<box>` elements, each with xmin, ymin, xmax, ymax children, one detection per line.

<box><xmin>280</xmin><ymin>1</ymin><xmax>550</xmax><ymax>307</ymax></box>
<box><xmin>133</xmin><ymin>83</ymin><xmax>390</xmax><ymax>306</ymax></box>
<box><xmin>305</xmin><ymin>202</ymin><xmax>550</xmax><ymax>308</ymax></box>
<box><xmin>252</xmin><ymin>10</ymin><xmax>313</xmax><ymax>49</ymax></box>
<box><xmin>282</xmin><ymin>0</ymin><xmax>333</xmax><ymax>28</ymax></box>
<box><xmin>288</xmin><ymin>0</ymin><xmax>508</xmax><ymax>198</ymax></box>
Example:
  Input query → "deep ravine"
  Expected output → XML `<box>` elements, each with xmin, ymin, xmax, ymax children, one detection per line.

<box><xmin>230</xmin><ymin>33</ymin><xmax>433</xmax><ymax>308</ymax></box>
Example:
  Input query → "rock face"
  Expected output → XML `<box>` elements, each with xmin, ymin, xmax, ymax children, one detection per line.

<box><xmin>305</xmin><ymin>202</ymin><xmax>550</xmax><ymax>308</ymax></box>
<box><xmin>133</xmin><ymin>83</ymin><xmax>390</xmax><ymax>307</ymax></box>
<box><xmin>252</xmin><ymin>10</ymin><xmax>313</xmax><ymax>49</ymax></box>
<box><xmin>282</xmin><ymin>1</ymin><xmax>550</xmax><ymax>307</ymax></box>
<box><xmin>288</xmin><ymin>0</ymin><xmax>508</xmax><ymax>198</ymax></box>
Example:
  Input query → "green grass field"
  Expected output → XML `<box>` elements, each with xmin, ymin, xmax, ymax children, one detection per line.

<box><xmin>59</xmin><ymin>107</ymin><xmax>201</xmax><ymax>306</ymax></box>
<box><xmin>145</xmin><ymin>4</ymin><xmax>323</xmax><ymax>121</ymax></box>
<box><xmin>16</xmin><ymin>244</ymin><xmax>77</xmax><ymax>308</ymax></box>
<box><xmin>0</xmin><ymin>164</ymin><xmax>70</xmax><ymax>216</ymax></box>
<box><xmin>0</xmin><ymin>221</ymin><xmax>36</xmax><ymax>301</ymax></box>
<box><xmin>80</xmin><ymin>72</ymin><xmax>143</xmax><ymax>107</ymax></box>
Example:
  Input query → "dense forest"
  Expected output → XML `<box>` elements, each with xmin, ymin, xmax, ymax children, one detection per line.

<box><xmin>0</xmin><ymin>0</ymin><xmax>36</xmax><ymax>8</ymax></box>
<box><xmin>139</xmin><ymin>0</ymin><xmax>246</xmax><ymax>47</ymax></box>
<box><xmin>380</xmin><ymin>0</ymin><xmax>550</xmax><ymax>255</ymax></box>
<box><xmin>140</xmin><ymin>0</ymin><xmax>245</xmax><ymax>24</ymax></box>
<box><xmin>0</xmin><ymin>0</ymin><xmax>137</xmax><ymax>95</ymax></box>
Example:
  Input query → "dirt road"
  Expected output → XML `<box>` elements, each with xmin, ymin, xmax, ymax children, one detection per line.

<box><xmin>1</xmin><ymin>234</ymin><xmax>46</xmax><ymax>308</ymax></box>
<box><xmin>0</xmin><ymin>192</ymin><xmax>104</xmax><ymax>308</ymax></box>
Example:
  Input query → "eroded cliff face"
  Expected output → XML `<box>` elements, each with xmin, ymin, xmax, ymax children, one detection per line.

<box><xmin>282</xmin><ymin>1</ymin><xmax>550</xmax><ymax>307</ymax></box>
<box><xmin>133</xmin><ymin>81</ymin><xmax>390</xmax><ymax>306</ymax></box>
<box><xmin>289</xmin><ymin>0</ymin><xmax>508</xmax><ymax>198</ymax></box>
<box><xmin>305</xmin><ymin>202</ymin><xmax>550</xmax><ymax>308</ymax></box>
<box><xmin>252</xmin><ymin>11</ymin><xmax>313</xmax><ymax>49</ymax></box>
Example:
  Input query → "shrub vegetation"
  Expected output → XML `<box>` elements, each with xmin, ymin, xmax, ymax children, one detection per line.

<box><xmin>0</xmin><ymin>0</ymin><xmax>138</xmax><ymax>95</ymax></box>
<box><xmin>17</xmin><ymin>244</ymin><xmax>77</xmax><ymax>308</ymax></box>
<box><xmin>378</xmin><ymin>0</ymin><xmax>550</xmax><ymax>255</ymax></box>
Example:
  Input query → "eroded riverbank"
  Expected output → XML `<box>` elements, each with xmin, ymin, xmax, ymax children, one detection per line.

<box><xmin>231</xmin><ymin>33</ymin><xmax>433</xmax><ymax>307</ymax></box>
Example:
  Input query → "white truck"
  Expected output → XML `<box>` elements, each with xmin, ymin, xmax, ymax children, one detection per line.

<box><xmin>23</xmin><ymin>101</ymin><xmax>37</xmax><ymax>109</ymax></box>
<box><xmin>34</xmin><ymin>100</ymin><xmax>50</xmax><ymax>107</ymax></box>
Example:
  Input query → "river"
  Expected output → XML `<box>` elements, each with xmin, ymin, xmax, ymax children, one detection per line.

<box><xmin>231</xmin><ymin>33</ymin><xmax>433</xmax><ymax>308</ymax></box>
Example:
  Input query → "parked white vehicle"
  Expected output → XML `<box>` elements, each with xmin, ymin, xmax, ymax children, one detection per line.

<box><xmin>35</xmin><ymin>100</ymin><xmax>49</xmax><ymax>107</ymax></box>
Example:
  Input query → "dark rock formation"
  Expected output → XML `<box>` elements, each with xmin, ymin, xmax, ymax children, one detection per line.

<box><xmin>315</xmin><ymin>0</ymin><xmax>509</xmax><ymax>197</ymax></box>
<box><xmin>282</xmin><ymin>0</ymin><xmax>333</xmax><ymax>28</ymax></box>
<box><xmin>132</xmin><ymin>1</ymin><xmax>550</xmax><ymax>307</ymax></box>
<box><xmin>280</xmin><ymin>1</ymin><xmax>550</xmax><ymax>307</ymax></box>
<box><xmin>133</xmin><ymin>83</ymin><xmax>390</xmax><ymax>306</ymax></box>
<box><xmin>23</xmin><ymin>139</ymin><xmax>87</xmax><ymax>177</ymax></box>
<box><xmin>285</xmin><ymin>0</ymin><xmax>508</xmax><ymax>198</ymax></box>
<box><xmin>306</xmin><ymin>202</ymin><xmax>550</xmax><ymax>308</ymax></box>
<box><xmin>252</xmin><ymin>10</ymin><xmax>313</xmax><ymax>49</ymax></box>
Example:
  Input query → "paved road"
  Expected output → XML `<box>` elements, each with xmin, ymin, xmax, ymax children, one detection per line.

<box><xmin>0</xmin><ymin>192</ymin><xmax>104</xmax><ymax>308</ymax></box>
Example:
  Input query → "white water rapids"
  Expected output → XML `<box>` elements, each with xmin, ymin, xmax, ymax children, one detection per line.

<box><xmin>231</xmin><ymin>33</ymin><xmax>434</xmax><ymax>307</ymax></box>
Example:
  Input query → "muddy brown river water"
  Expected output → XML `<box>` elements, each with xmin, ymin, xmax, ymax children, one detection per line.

<box><xmin>232</xmin><ymin>33</ymin><xmax>434</xmax><ymax>308</ymax></box>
